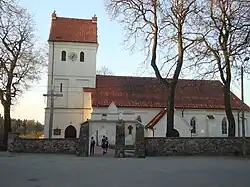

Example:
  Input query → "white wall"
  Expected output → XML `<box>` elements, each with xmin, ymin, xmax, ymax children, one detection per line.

<box><xmin>153</xmin><ymin>114</ymin><xmax>167</xmax><ymax>137</ymax></box>
<box><xmin>44</xmin><ymin>108</ymin><xmax>84</xmax><ymax>138</ymax></box>
<box><xmin>88</xmin><ymin>121</ymin><xmax>136</xmax><ymax>145</ymax></box>
<box><xmin>46</xmin><ymin>42</ymin><xmax>97</xmax><ymax>108</ymax></box>
<box><xmin>91</xmin><ymin>107</ymin><xmax>190</xmax><ymax>137</ymax></box>
<box><xmin>44</xmin><ymin>41</ymin><xmax>98</xmax><ymax>138</ymax></box>
<box><xmin>93</xmin><ymin>107</ymin><xmax>159</xmax><ymax>123</ymax></box>
<box><xmin>174</xmin><ymin>109</ymin><xmax>250</xmax><ymax>137</ymax></box>
<box><xmin>91</xmin><ymin>106</ymin><xmax>250</xmax><ymax>138</ymax></box>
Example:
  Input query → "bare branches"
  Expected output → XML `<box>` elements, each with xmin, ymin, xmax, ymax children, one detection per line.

<box><xmin>96</xmin><ymin>66</ymin><xmax>114</xmax><ymax>75</ymax></box>
<box><xmin>0</xmin><ymin>2</ymin><xmax>45</xmax><ymax>105</ymax></box>
<box><xmin>184</xmin><ymin>0</ymin><xmax>250</xmax><ymax>80</ymax></box>
<box><xmin>105</xmin><ymin>0</ymin><xmax>199</xmax><ymax>135</ymax></box>
<box><xmin>105</xmin><ymin>0</ymin><xmax>169</xmax><ymax>84</ymax></box>
<box><xmin>0</xmin><ymin>0</ymin><xmax>46</xmax><ymax>148</ymax></box>
<box><xmin>181</xmin><ymin>0</ymin><xmax>250</xmax><ymax>136</ymax></box>
<box><xmin>0</xmin><ymin>0</ymin><xmax>18</xmax><ymax>15</ymax></box>
<box><xmin>105</xmin><ymin>0</ymin><xmax>199</xmax><ymax>81</ymax></box>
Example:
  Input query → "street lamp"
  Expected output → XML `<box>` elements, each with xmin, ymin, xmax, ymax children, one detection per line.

<box><xmin>242</xmin><ymin>57</ymin><xmax>250</xmax><ymax>138</ymax></box>
<box><xmin>242</xmin><ymin>57</ymin><xmax>249</xmax><ymax>157</ymax></box>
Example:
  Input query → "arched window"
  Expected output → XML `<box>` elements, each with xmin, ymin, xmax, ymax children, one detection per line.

<box><xmin>222</xmin><ymin>117</ymin><xmax>227</xmax><ymax>135</ymax></box>
<box><xmin>61</xmin><ymin>51</ymin><xmax>66</xmax><ymax>61</ymax></box>
<box><xmin>190</xmin><ymin>117</ymin><xmax>196</xmax><ymax>134</ymax></box>
<box><xmin>80</xmin><ymin>52</ymin><xmax>84</xmax><ymax>62</ymax></box>
<box><xmin>128</xmin><ymin>125</ymin><xmax>133</xmax><ymax>135</ymax></box>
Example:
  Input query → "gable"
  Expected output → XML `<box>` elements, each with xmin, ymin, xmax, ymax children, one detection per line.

<box><xmin>108</xmin><ymin>102</ymin><xmax>118</xmax><ymax>113</ymax></box>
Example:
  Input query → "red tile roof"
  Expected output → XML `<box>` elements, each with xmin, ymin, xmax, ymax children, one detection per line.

<box><xmin>48</xmin><ymin>13</ymin><xmax>97</xmax><ymax>43</ymax></box>
<box><xmin>83</xmin><ymin>75</ymin><xmax>250</xmax><ymax>111</ymax></box>
<box><xmin>145</xmin><ymin>108</ymin><xmax>167</xmax><ymax>129</ymax></box>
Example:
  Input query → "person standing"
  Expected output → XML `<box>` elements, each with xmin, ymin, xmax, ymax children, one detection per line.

<box><xmin>101</xmin><ymin>135</ymin><xmax>107</xmax><ymax>155</ymax></box>
<box><xmin>90</xmin><ymin>136</ymin><xmax>95</xmax><ymax>155</ymax></box>
<box><xmin>105</xmin><ymin>136</ymin><xmax>109</xmax><ymax>153</ymax></box>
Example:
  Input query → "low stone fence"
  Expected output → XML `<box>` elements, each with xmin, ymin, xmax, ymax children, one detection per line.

<box><xmin>10</xmin><ymin>138</ymin><xmax>78</xmax><ymax>154</ymax></box>
<box><xmin>8</xmin><ymin>134</ymin><xmax>250</xmax><ymax>157</ymax></box>
<box><xmin>145</xmin><ymin>137</ymin><xmax>250</xmax><ymax>156</ymax></box>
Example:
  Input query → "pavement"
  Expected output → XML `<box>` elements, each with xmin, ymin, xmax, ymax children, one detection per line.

<box><xmin>0</xmin><ymin>152</ymin><xmax>250</xmax><ymax>187</ymax></box>
<box><xmin>89</xmin><ymin>146</ymin><xmax>115</xmax><ymax>157</ymax></box>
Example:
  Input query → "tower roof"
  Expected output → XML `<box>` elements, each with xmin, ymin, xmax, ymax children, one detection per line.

<box><xmin>48</xmin><ymin>11</ymin><xmax>98</xmax><ymax>43</ymax></box>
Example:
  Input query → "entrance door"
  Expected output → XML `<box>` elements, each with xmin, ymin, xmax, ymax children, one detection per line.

<box><xmin>64</xmin><ymin>125</ymin><xmax>77</xmax><ymax>138</ymax></box>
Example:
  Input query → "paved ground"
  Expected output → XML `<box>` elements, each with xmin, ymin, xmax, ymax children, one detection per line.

<box><xmin>0</xmin><ymin>152</ymin><xmax>250</xmax><ymax>187</ymax></box>
<box><xmin>90</xmin><ymin>146</ymin><xmax>115</xmax><ymax>157</ymax></box>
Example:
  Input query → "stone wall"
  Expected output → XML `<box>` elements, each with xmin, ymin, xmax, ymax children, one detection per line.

<box><xmin>145</xmin><ymin>137</ymin><xmax>250</xmax><ymax>156</ymax></box>
<box><xmin>115</xmin><ymin>121</ymin><xmax>125</xmax><ymax>158</ymax></box>
<box><xmin>76</xmin><ymin>122</ymin><xmax>89</xmax><ymax>156</ymax></box>
<box><xmin>10</xmin><ymin>138</ymin><xmax>78</xmax><ymax>154</ymax></box>
<box><xmin>7</xmin><ymin>135</ymin><xmax>250</xmax><ymax>157</ymax></box>
<box><xmin>134</xmin><ymin>123</ymin><xmax>145</xmax><ymax>158</ymax></box>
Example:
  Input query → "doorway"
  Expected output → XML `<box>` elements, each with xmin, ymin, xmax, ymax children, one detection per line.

<box><xmin>64</xmin><ymin>125</ymin><xmax>77</xmax><ymax>138</ymax></box>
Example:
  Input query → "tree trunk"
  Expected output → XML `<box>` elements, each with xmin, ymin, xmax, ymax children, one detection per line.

<box><xmin>166</xmin><ymin>87</ymin><xmax>175</xmax><ymax>136</ymax></box>
<box><xmin>165</xmin><ymin>21</ymin><xmax>183</xmax><ymax>137</ymax></box>
<box><xmin>223</xmin><ymin>84</ymin><xmax>235</xmax><ymax>137</ymax></box>
<box><xmin>3</xmin><ymin>103</ymin><xmax>11</xmax><ymax>150</ymax></box>
<box><xmin>166</xmin><ymin>81</ymin><xmax>180</xmax><ymax>137</ymax></box>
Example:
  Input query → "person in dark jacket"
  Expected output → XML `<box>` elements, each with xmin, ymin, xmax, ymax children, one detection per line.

<box><xmin>101</xmin><ymin>135</ymin><xmax>107</xmax><ymax>155</ymax></box>
<box><xmin>90</xmin><ymin>136</ymin><xmax>95</xmax><ymax>155</ymax></box>
<box><xmin>105</xmin><ymin>136</ymin><xmax>109</xmax><ymax>152</ymax></box>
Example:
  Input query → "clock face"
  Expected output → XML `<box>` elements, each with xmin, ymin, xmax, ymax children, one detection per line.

<box><xmin>68</xmin><ymin>52</ymin><xmax>78</xmax><ymax>61</ymax></box>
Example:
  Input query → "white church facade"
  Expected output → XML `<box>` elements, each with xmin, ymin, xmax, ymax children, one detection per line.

<box><xmin>44</xmin><ymin>12</ymin><xmax>250</xmax><ymax>144</ymax></box>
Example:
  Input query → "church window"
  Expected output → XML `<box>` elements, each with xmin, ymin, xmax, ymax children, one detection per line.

<box><xmin>190</xmin><ymin>117</ymin><xmax>196</xmax><ymax>134</ymax></box>
<box><xmin>80</xmin><ymin>52</ymin><xmax>84</xmax><ymax>62</ymax></box>
<box><xmin>128</xmin><ymin>125</ymin><xmax>133</xmax><ymax>135</ymax></box>
<box><xmin>102</xmin><ymin>114</ymin><xmax>107</xmax><ymax>120</ymax></box>
<box><xmin>222</xmin><ymin>117</ymin><xmax>227</xmax><ymax>135</ymax></box>
<box><xmin>60</xmin><ymin>83</ymin><xmax>63</xmax><ymax>92</ymax></box>
<box><xmin>61</xmin><ymin>51</ymin><xmax>66</xmax><ymax>61</ymax></box>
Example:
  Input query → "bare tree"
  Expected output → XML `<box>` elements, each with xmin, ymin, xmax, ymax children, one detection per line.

<box><xmin>0</xmin><ymin>0</ymin><xmax>16</xmax><ymax>14</ymax></box>
<box><xmin>105</xmin><ymin>0</ymin><xmax>199</xmax><ymax>136</ymax></box>
<box><xmin>186</xmin><ymin>0</ymin><xmax>250</xmax><ymax>136</ymax></box>
<box><xmin>0</xmin><ymin>3</ymin><xmax>45</xmax><ymax>149</ymax></box>
<box><xmin>97</xmin><ymin>65</ymin><xmax>114</xmax><ymax>75</ymax></box>
<box><xmin>0</xmin><ymin>0</ymin><xmax>10</xmax><ymax>9</ymax></box>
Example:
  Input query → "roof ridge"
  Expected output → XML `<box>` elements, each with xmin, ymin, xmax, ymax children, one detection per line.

<box><xmin>96</xmin><ymin>74</ymin><xmax>221</xmax><ymax>82</ymax></box>
<box><xmin>89</xmin><ymin>75</ymin><xmax>250</xmax><ymax>110</ymax></box>
<box><xmin>55</xmin><ymin>16</ymin><xmax>93</xmax><ymax>21</ymax></box>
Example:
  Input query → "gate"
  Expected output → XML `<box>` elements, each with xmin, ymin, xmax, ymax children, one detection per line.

<box><xmin>76</xmin><ymin>120</ymin><xmax>145</xmax><ymax>158</ymax></box>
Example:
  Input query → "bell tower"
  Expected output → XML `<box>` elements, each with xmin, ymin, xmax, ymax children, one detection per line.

<box><xmin>44</xmin><ymin>11</ymin><xmax>98</xmax><ymax>138</ymax></box>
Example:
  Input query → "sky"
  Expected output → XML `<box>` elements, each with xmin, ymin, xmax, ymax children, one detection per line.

<box><xmin>0</xmin><ymin>0</ymin><xmax>250</xmax><ymax>124</ymax></box>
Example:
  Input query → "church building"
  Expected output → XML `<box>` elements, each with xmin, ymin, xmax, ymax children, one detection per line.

<box><xmin>44</xmin><ymin>12</ymin><xmax>250</xmax><ymax>144</ymax></box>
